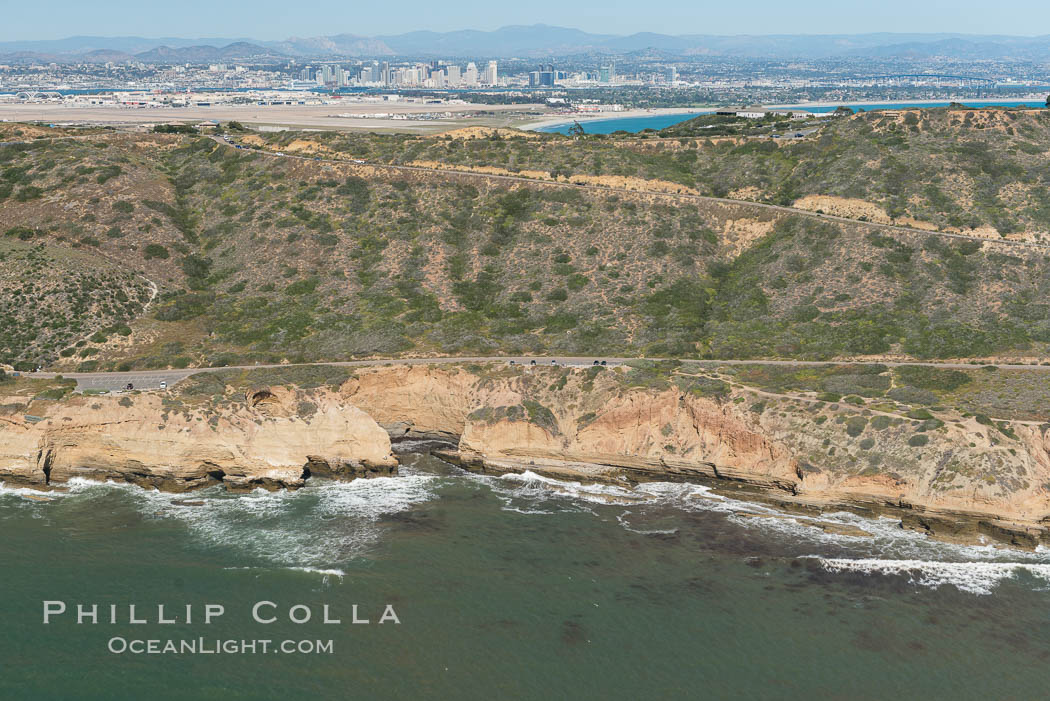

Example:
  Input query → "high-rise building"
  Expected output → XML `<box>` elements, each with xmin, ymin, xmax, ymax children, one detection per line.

<box><xmin>663</xmin><ymin>65</ymin><xmax>677</xmax><ymax>84</ymax></box>
<box><xmin>484</xmin><ymin>60</ymin><xmax>498</xmax><ymax>86</ymax></box>
<box><xmin>599</xmin><ymin>64</ymin><xmax>614</xmax><ymax>83</ymax></box>
<box><xmin>381</xmin><ymin>62</ymin><xmax>391</xmax><ymax>86</ymax></box>
<box><xmin>464</xmin><ymin>62</ymin><xmax>478</xmax><ymax>86</ymax></box>
<box><xmin>536</xmin><ymin>64</ymin><xmax>555</xmax><ymax>87</ymax></box>
<box><xmin>446</xmin><ymin>65</ymin><xmax>461</xmax><ymax>87</ymax></box>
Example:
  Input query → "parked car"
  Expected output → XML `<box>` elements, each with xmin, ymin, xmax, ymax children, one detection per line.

<box><xmin>160</xmin><ymin>381</ymin><xmax>167</xmax><ymax>390</ymax></box>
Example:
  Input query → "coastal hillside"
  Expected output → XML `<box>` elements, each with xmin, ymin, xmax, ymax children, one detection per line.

<box><xmin>3</xmin><ymin>119</ymin><xmax>1050</xmax><ymax>370</ymax></box>
<box><xmin>256</xmin><ymin>107</ymin><xmax>1050</xmax><ymax>237</ymax></box>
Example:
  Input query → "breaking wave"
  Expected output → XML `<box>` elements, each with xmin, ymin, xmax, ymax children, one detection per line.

<box><xmin>455</xmin><ymin>467</ymin><xmax>1050</xmax><ymax>595</ymax></box>
<box><xmin>815</xmin><ymin>558</ymin><xmax>1050</xmax><ymax>596</ymax></box>
<box><xmin>34</xmin><ymin>474</ymin><xmax>441</xmax><ymax>572</ymax></box>
<box><xmin>12</xmin><ymin>456</ymin><xmax>1050</xmax><ymax>595</ymax></box>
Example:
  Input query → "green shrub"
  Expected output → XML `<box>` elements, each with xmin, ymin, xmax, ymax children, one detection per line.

<box><xmin>908</xmin><ymin>434</ymin><xmax>929</xmax><ymax>447</ymax></box>
<box><xmin>152</xmin><ymin>124</ymin><xmax>197</xmax><ymax>134</ymax></box>
<box><xmin>821</xmin><ymin>373</ymin><xmax>890</xmax><ymax>398</ymax></box>
<box><xmin>846</xmin><ymin>416</ymin><xmax>868</xmax><ymax>437</ymax></box>
<box><xmin>522</xmin><ymin>400</ymin><xmax>559</xmax><ymax>435</ymax></box>
<box><xmin>144</xmin><ymin>244</ymin><xmax>169</xmax><ymax>260</ymax></box>
<box><xmin>906</xmin><ymin>408</ymin><xmax>934</xmax><ymax>420</ymax></box>
<box><xmin>15</xmin><ymin>186</ymin><xmax>43</xmax><ymax>201</ymax></box>
<box><xmin>675</xmin><ymin>375</ymin><xmax>729</xmax><ymax>399</ymax></box>
<box><xmin>870</xmin><ymin>415</ymin><xmax>892</xmax><ymax>430</ymax></box>
<box><xmin>4</xmin><ymin>226</ymin><xmax>36</xmax><ymax>240</ymax></box>
<box><xmin>285</xmin><ymin>277</ymin><xmax>320</xmax><ymax>296</ymax></box>
<box><xmin>895</xmin><ymin>366</ymin><xmax>971</xmax><ymax>392</ymax></box>
<box><xmin>887</xmin><ymin>386</ymin><xmax>937</xmax><ymax>405</ymax></box>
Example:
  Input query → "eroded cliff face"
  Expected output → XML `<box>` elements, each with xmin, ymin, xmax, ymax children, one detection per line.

<box><xmin>9</xmin><ymin>362</ymin><xmax>1050</xmax><ymax>547</ymax></box>
<box><xmin>342</xmin><ymin>365</ymin><xmax>476</xmax><ymax>442</ymax></box>
<box><xmin>346</xmin><ymin>364</ymin><xmax>1050</xmax><ymax>548</ymax></box>
<box><xmin>458</xmin><ymin>388</ymin><xmax>798</xmax><ymax>491</ymax></box>
<box><xmin>0</xmin><ymin>386</ymin><xmax>395</xmax><ymax>492</ymax></box>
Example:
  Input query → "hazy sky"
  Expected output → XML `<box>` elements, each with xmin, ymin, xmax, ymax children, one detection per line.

<box><xmin>3</xmin><ymin>0</ymin><xmax>1050</xmax><ymax>41</ymax></box>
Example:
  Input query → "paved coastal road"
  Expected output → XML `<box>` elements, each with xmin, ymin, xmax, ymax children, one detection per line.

<box><xmin>30</xmin><ymin>356</ymin><xmax>1050</xmax><ymax>393</ymax></box>
<box><xmin>35</xmin><ymin>357</ymin><xmax>631</xmax><ymax>392</ymax></box>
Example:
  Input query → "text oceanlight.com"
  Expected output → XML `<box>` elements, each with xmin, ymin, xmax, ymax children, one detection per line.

<box><xmin>107</xmin><ymin>638</ymin><xmax>335</xmax><ymax>655</ymax></box>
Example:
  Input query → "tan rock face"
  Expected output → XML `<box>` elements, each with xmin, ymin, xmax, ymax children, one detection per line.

<box><xmin>792</xmin><ymin>194</ymin><xmax>893</xmax><ymax>223</ymax></box>
<box><xmin>0</xmin><ymin>388</ymin><xmax>395</xmax><ymax>492</ymax></box>
<box><xmin>343</xmin><ymin>365</ymin><xmax>1050</xmax><ymax>546</ymax></box>
<box><xmin>457</xmin><ymin>386</ymin><xmax>799</xmax><ymax>490</ymax></box>
<box><xmin>344</xmin><ymin>365</ymin><xmax>476</xmax><ymax>440</ymax></box>
<box><xmin>12</xmin><ymin>362</ymin><xmax>1050</xmax><ymax>547</ymax></box>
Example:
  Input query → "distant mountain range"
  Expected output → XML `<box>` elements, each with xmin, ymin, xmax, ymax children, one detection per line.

<box><xmin>4</xmin><ymin>26</ymin><xmax>1050</xmax><ymax>62</ymax></box>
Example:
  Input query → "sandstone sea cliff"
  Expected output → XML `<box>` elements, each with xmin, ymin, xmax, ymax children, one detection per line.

<box><xmin>0</xmin><ymin>384</ymin><xmax>396</xmax><ymax>492</ymax></box>
<box><xmin>6</xmin><ymin>361</ymin><xmax>1050</xmax><ymax>548</ymax></box>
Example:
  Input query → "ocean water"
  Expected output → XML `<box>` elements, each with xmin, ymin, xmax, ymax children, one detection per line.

<box><xmin>537</xmin><ymin>100</ymin><xmax>1049</xmax><ymax>134</ymax></box>
<box><xmin>5</xmin><ymin>452</ymin><xmax>1050</xmax><ymax>699</ymax></box>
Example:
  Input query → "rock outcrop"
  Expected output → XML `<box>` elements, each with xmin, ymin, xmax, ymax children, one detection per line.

<box><xmin>342</xmin><ymin>365</ymin><xmax>475</xmax><ymax>443</ymax></box>
<box><xmin>346</xmin><ymin>364</ymin><xmax>1050</xmax><ymax>548</ymax></box>
<box><xmin>0</xmin><ymin>386</ymin><xmax>395</xmax><ymax>492</ymax></box>
<box><xmin>11</xmin><ymin>362</ymin><xmax>1050</xmax><ymax>549</ymax></box>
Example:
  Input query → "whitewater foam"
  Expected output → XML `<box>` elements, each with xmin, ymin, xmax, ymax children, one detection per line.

<box><xmin>816</xmin><ymin>558</ymin><xmax>1050</xmax><ymax>595</ymax></box>
<box><xmin>35</xmin><ymin>474</ymin><xmax>442</xmax><ymax>572</ymax></box>
<box><xmin>287</xmin><ymin>566</ymin><xmax>347</xmax><ymax>577</ymax></box>
<box><xmin>0</xmin><ymin>482</ymin><xmax>69</xmax><ymax>499</ymax></box>
<box><xmin>464</xmin><ymin>468</ymin><xmax>1050</xmax><ymax>594</ymax></box>
<box><xmin>16</xmin><ymin>464</ymin><xmax>1050</xmax><ymax>595</ymax></box>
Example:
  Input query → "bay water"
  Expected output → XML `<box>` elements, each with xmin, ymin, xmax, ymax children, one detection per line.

<box><xmin>536</xmin><ymin>100</ymin><xmax>1050</xmax><ymax>134</ymax></box>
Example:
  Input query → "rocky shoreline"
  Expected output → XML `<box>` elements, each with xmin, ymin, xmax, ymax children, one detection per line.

<box><xmin>6</xmin><ymin>362</ymin><xmax>1050</xmax><ymax>550</ymax></box>
<box><xmin>436</xmin><ymin>449</ymin><xmax>1049</xmax><ymax>550</ymax></box>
